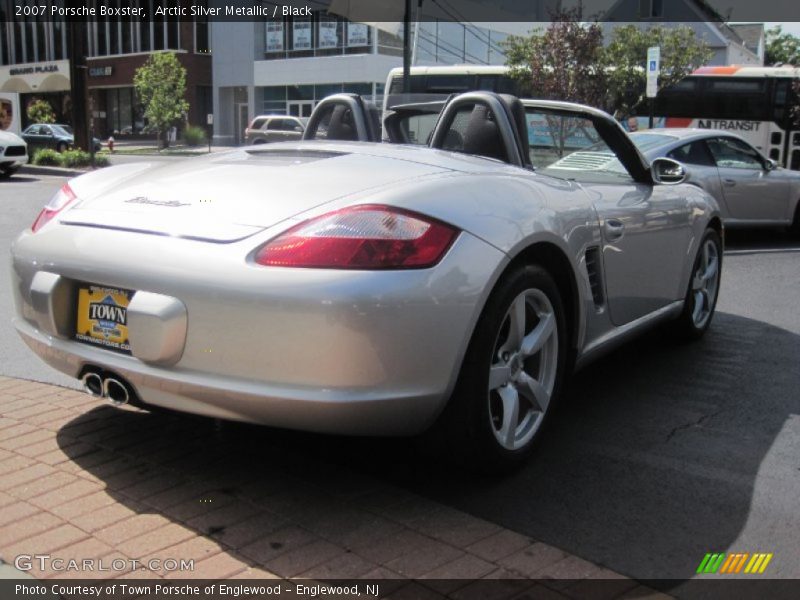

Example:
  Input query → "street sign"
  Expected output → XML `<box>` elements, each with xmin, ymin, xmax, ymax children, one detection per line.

<box><xmin>646</xmin><ymin>46</ymin><xmax>660</xmax><ymax>98</ymax></box>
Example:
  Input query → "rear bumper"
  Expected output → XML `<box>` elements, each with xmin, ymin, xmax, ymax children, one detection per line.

<box><xmin>11</xmin><ymin>227</ymin><xmax>506</xmax><ymax>436</ymax></box>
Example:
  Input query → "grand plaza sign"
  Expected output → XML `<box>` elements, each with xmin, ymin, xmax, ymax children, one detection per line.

<box><xmin>0</xmin><ymin>60</ymin><xmax>70</xmax><ymax>93</ymax></box>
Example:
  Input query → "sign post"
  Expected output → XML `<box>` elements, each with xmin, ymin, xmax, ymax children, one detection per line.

<box><xmin>646</xmin><ymin>46</ymin><xmax>660</xmax><ymax>129</ymax></box>
<box><xmin>206</xmin><ymin>113</ymin><xmax>213</xmax><ymax>153</ymax></box>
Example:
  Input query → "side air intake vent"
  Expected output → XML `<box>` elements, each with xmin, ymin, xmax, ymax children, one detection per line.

<box><xmin>585</xmin><ymin>247</ymin><xmax>605</xmax><ymax>308</ymax></box>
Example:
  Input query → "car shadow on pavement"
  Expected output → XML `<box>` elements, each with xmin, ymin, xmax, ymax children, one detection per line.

<box><xmin>56</xmin><ymin>311</ymin><xmax>799</xmax><ymax>592</ymax></box>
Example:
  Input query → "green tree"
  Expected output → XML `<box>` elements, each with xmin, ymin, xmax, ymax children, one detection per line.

<box><xmin>765</xmin><ymin>26</ymin><xmax>800</xmax><ymax>66</ymax></box>
<box><xmin>603</xmin><ymin>25</ymin><xmax>712</xmax><ymax>119</ymax></box>
<box><xmin>26</xmin><ymin>98</ymin><xmax>56</xmax><ymax>124</ymax></box>
<box><xmin>503</xmin><ymin>8</ymin><xmax>608</xmax><ymax>108</ymax></box>
<box><xmin>133</xmin><ymin>52</ymin><xmax>189</xmax><ymax>149</ymax></box>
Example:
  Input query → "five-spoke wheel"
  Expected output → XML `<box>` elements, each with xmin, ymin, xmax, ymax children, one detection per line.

<box><xmin>438</xmin><ymin>264</ymin><xmax>566</xmax><ymax>471</ymax></box>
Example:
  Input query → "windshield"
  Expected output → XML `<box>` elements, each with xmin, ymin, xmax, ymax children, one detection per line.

<box><xmin>628</xmin><ymin>132</ymin><xmax>678</xmax><ymax>152</ymax></box>
<box><xmin>526</xmin><ymin>109</ymin><xmax>631</xmax><ymax>181</ymax></box>
<box><xmin>51</xmin><ymin>125</ymin><xmax>72</xmax><ymax>137</ymax></box>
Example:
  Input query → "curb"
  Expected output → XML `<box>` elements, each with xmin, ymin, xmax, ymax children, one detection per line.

<box><xmin>19</xmin><ymin>165</ymin><xmax>87</xmax><ymax>178</ymax></box>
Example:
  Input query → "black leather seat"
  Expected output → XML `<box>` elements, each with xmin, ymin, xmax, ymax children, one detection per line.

<box><xmin>462</xmin><ymin>104</ymin><xmax>508</xmax><ymax>162</ymax></box>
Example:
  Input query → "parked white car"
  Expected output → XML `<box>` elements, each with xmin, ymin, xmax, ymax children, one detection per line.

<box><xmin>0</xmin><ymin>130</ymin><xmax>28</xmax><ymax>178</ymax></box>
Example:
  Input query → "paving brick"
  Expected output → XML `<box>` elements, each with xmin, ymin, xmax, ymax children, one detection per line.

<box><xmin>0</xmin><ymin>454</ymin><xmax>37</xmax><ymax>476</ymax></box>
<box><xmin>384</xmin><ymin>538</ymin><xmax>464</xmax><ymax>578</ymax></box>
<box><xmin>227</xmin><ymin>565</ymin><xmax>280</xmax><ymax>579</ymax></box>
<box><xmin>185</xmin><ymin>500</ymin><xmax>261</xmax><ymax>535</ymax></box>
<box><xmin>72</xmin><ymin>502</ymin><xmax>146</xmax><ymax>533</ymax></box>
<box><xmin>349</xmin><ymin>528</ymin><xmax>434</xmax><ymax>565</ymax></box>
<box><xmin>28</xmin><ymin>407</ymin><xmax>77</xmax><ymax>427</ymax></box>
<box><xmin>35</xmin><ymin>442</ymin><xmax>99</xmax><ymax>466</ymax></box>
<box><xmin>8</xmin><ymin>470</ymin><xmax>78</xmax><ymax>500</ymax></box>
<box><xmin>421</xmin><ymin>553</ymin><xmax>496</xmax><ymax>580</ymax></box>
<box><xmin>0</xmin><ymin>500</ymin><xmax>40</xmax><ymax>527</ymax></box>
<box><xmin>238</xmin><ymin>525</ymin><xmax>315</xmax><ymax>565</ymax></box>
<box><xmin>297</xmin><ymin>551</ymin><xmax>378</xmax><ymax>579</ymax></box>
<box><xmin>4</xmin><ymin>401</ymin><xmax>57</xmax><ymax>418</ymax></box>
<box><xmin>94</xmin><ymin>514</ymin><xmax>172</xmax><ymax>546</ymax></box>
<box><xmin>0</xmin><ymin>417</ymin><xmax>21</xmax><ymax>431</ymax></box>
<box><xmin>0</xmin><ymin>423</ymin><xmax>42</xmax><ymax>444</ymax></box>
<box><xmin>209</xmin><ymin>511</ymin><xmax>287</xmax><ymax>550</ymax></box>
<box><xmin>49</xmin><ymin>490</ymin><xmax>117</xmax><ymax>520</ymax></box>
<box><xmin>16</xmin><ymin>437</ymin><xmax>73</xmax><ymax>458</ymax></box>
<box><xmin>152</xmin><ymin>536</ymin><xmax>223</xmax><ymax>566</ymax></box>
<box><xmin>165</xmin><ymin>551</ymin><xmax>248</xmax><ymax>579</ymax></box>
<box><xmin>39</xmin><ymin>538</ymin><xmax>115</xmax><ymax>579</ymax></box>
<box><xmin>30</xmin><ymin>478</ymin><xmax>103</xmax><ymax>510</ymax></box>
<box><xmin>0</xmin><ymin>489</ymin><xmax>16</xmax><ymax>507</ymax></box>
<box><xmin>1</xmin><ymin>429</ymin><xmax>54</xmax><ymax>451</ymax></box>
<box><xmin>498</xmin><ymin>543</ymin><xmax>569</xmax><ymax>578</ymax></box>
<box><xmin>118</xmin><ymin>523</ymin><xmax>195</xmax><ymax>559</ymax></box>
<box><xmin>466</xmin><ymin>529</ymin><xmax>535</xmax><ymax>562</ymax></box>
<box><xmin>115</xmin><ymin>472</ymin><xmax>188</xmax><ymax>503</ymax></box>
<box><xmin>3</xmin><ymin>524</ymin><xmax>88</xmax><ymax>557</ymax></box>
<box><xmin>263</xmin><ymin>539</ymin><xmax>345</xmax><ymax>577</ymax></box>
<box><xmin>537</xmin><ymin>555</ymin><xmax>610</xmax><ymax>580</ymax></box>
<box><xmin>0</xmin><ymin>512</ymin><xmax>64</xmax><ymax>547</ymax></box>
<box><xmin>408</xmin><ymin>507</ymin><xmax>503</xmax><ymax>548</ymax></box>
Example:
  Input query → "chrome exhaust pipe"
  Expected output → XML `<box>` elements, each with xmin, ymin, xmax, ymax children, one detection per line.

<box><xmin>81</xmin><ymin>372</ymin><xmax>104</xmax><ymax>398</ymax></box>
<box><xmin>103</xmin><ymin>377</ymin><xmax>130</xmax><ymax>406</ymax></box>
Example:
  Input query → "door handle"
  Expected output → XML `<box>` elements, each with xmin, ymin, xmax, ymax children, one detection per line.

<box><xmin>723</xmin><ymin>178</ymin><xmax>736</xmax><ymax>186</ymax></box>
<box><xmin>604</xmin><ymin>219</ymin><xmax>625</xmax><ymax>242</ymax></box>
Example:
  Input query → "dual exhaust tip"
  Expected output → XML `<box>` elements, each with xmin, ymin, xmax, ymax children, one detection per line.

<box><xmin>81</xmin><ymin>371</ymin><xmax>131</xmax><ymax>406</ymax></box>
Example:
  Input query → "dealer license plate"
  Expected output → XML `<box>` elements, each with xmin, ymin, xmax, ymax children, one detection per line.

<box><xmin>74</xmin><ymin>284</ymin><xmax>134</xmax><ymax>354</ymax></box>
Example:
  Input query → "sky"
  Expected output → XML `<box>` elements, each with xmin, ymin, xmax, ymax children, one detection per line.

<box><xmin>764</xmin><ymin>22</ymin><xmax>800</xmax><ymax>35</ymax></box>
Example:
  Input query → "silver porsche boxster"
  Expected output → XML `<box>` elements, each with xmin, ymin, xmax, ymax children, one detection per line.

<box><xmin>11</xmin><ymin>92</ymin><xmax>723</xmax><ymax>469</ymax></box>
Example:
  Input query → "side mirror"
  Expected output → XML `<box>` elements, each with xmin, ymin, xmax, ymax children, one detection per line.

<box><xmin>651</xmin><ymin>157</ymin><xmax>686</xmax><ymax>185</ymax></box>
<box><xmin>764</xmin><ymin>158</ymin><xmax>778</xmax><ymax>171</ymax></box>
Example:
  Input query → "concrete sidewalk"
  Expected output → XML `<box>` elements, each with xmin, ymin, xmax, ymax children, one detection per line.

<box><xmin>0</xmin><ymin>375</ymin><xmax>670</xmax><ymax>598</ymax></box>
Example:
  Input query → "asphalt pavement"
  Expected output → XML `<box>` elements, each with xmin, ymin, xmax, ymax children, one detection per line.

<box><xmin>1</xmin><ymin>172</ymin><xmax>798</xmax><ymax>597</ymax></box>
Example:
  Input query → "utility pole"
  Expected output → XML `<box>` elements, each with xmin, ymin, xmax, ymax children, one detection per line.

<box><xmin>403</xmin><ymin>0</ymin><xmax>411</xmax><ymax>93</ymax></box>
<box><xmin>68</xmin><ymin>20</ymin><xmax>89</xmax><ymax>151</ymax></box>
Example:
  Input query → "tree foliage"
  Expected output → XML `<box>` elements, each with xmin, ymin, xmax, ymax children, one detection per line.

<box><xmin>27</xmin><ymin>99</ymin><xmax>56</xmax><ymax>124</ymax></box>
<box><xmin>503</xmin><ymin>8</ymin><xmax>607</xmax><ymax>108</ymax></box>
<box><xmin>603</xmin><ymin>25</ymin><xmax>712</xmax><ymax>118</ymax></box>
<box><xmin>133</xmin><ymin>52</ymin><xmax>189</xmax><ymax>146</ymax></box>
<box><xmin>504</xmin><ymin>16</ymin><xmax>712</xmax><ymax>118</ymax></box>
<box><xmin>765</xmin><ymin>26</ymin><xmax>800</xmax><ymax>66</ymax></box>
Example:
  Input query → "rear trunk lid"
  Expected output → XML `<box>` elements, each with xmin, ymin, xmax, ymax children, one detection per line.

<box><xmin>62</xmin><ymin>147</ymin><xmax>451</xmax><ymax>242</ymax></box>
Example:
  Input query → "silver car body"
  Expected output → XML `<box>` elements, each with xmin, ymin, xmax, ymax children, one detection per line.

<box><xmin>631</xmin><ymin>128</ymin><xmax>800</xmax><ymax>227</ymax></box>
<box><xmin>11</xmin><ymin>99</ymin><xmax>720</xmax><ymax>436</ymax></box>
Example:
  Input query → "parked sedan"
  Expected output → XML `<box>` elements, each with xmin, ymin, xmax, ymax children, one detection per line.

<box><xmin>21</xmin><ymin>123</ymin><xmax>102</xmax><ymax>153</ymax></box>
<box><xmin>629</xmin><ymin>129</ymin><xmax>800</xmax><ymax>232</ymax></box>
<box><xmin>11</xmin><ymin>92</ymin><xmax>722</xmax><ymax>470</ymax></box>
<box><xmin>0</xmin><ymin>130</ymin><xmax>28</xmax><ymax>177</ymax></box>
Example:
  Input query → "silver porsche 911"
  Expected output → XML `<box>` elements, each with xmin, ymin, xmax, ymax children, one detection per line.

<box><xmin>11</xmin><ymin>92</ymin><xmax>723</xmax><ymax>469</ymax></box>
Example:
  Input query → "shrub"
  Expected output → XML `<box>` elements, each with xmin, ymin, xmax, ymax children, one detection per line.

<box><xmin>182</xmin><ymin>124</ymin><xmax>207</xmax><ymax>146</ymax></box>
<box><xmin>60</xmin><ymin>150</ymin><xmax>92</xmax><ymax>168</ymax></box>
<box><xmin>32</xmin><ymin>148</ymin><xmax>61</xmax><ymax>166</ymax></box>
<box><xmin>27</xmin><ymin>99</ymin><xmax>56</xmax><ymax>124</ymax></box>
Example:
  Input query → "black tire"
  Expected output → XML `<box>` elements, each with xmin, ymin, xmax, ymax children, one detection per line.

<box><xmin>675</xmin><ymin>228</ymin><xmax>722</xmax><ymax>340</ymax></box>
<box><xmin>434</xmin><ymin>265</ymin><xmax>568</xmax><ymax>472</ymax></box>
<box><xmin>789</xmin><ymin>202</ymin><xmax>800</xmax><ymax>238</ymax></box>
<box><xmin>56</xmin><ymin>142</ymin><xmax>67</xmax><ymax>153</ymax></box>
<box><xmin>0</xmin><ymin>166</ymin><xmax>17</xmax><ymax>179</ymax></box>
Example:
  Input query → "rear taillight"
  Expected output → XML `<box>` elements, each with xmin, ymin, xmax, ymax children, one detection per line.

<box><xmin>31</xmin><ymin>183</ymin><xmax>77</xmax><ymax>233</ymax></box>
<box><xmin>254</xmin><ymin>205</ymin><xmax>458</xmax><ymax>269</ymax></box>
